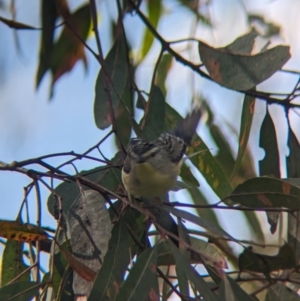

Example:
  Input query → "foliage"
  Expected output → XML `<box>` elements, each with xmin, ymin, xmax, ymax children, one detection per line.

<box><xmin>0</xmin><ymin>0</ymin><xmax>300</xmax><ymax>300</ymax></box>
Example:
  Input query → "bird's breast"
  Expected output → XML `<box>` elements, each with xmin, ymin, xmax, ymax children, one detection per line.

<box><xmin>122</xmin><ymin>161</ymin><xmax>181</xmax><ymax>198</ymax></box>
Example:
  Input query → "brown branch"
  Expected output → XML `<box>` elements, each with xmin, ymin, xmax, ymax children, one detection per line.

<box><xmin>164</xmin><ymin>201</ymin><xmax>295</xmax><ymax>213</ymax></box>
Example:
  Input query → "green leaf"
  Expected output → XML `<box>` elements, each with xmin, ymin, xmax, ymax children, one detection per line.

<box><xmin>36</xmin><ymin>0</ymin><xmax>58</xmax><ymax>88</ymax></box>
<box><xmin>180</xmin><ymin>163</ymin><xmax>200</xmax><ymax>187</ymax></box>
<box><xmin>0</xmin><ymin>281</ymin><xmax>42</xmax><ymax>301</ymax></box>
<box><xmin>220</xmin><ymin>275</ymin><xmax>256</xmax><ymax>301</ymax></box>
<box><xmin>88</xmin><ymin>217</ymin><xmax>132</xmax><ymax>300</ymax></box>
<box><xmin>259</xmin><ymin>108</ymin><xmax>280</xmax><ymax>177</ymax></box>
<box><xmin>188</xmin><ymin>136</ymin><xmax>233</xmax><ymax>199</ymax></box>
<box><xmin>156</xmin><ymin>53</ymin><xmax>173</xmax><ymax>95</ymax></box>
<box><xmin>52</xmin><ymin>246</ymin><xmax>74</xmax><ymax>300</ymax></box>
<box><xmin>218</xmin><ymin>276</ymin><xmax>235</xmax><ymax>301</ymax></box>
<box><xmin>162</xmin><ymin>266</ymin><xmax>171</xmax><ymax>301</ymax></box>
<box><xmin>141</xmin><ymin>198</ymin><xmax>179</xmax><ymax>246</ymax></box>
<box><xmin>187</xmin><ymin>187</ymin><xmax>223</xmax><ymax>232</ymax></box>
<box><xmin>140</xmin><ymin>0</ymin><xmax>161</xmax><ymax>61</ymax></box>
<box><xmin>165</xmin><ymin>102</ymin><xmax>182</xmax><ymax>129</ymax></box>
<box><xmin>191</xmin><ymin>237</ymin><xmax>227</xmax><ymax>268</ymax></box>
<box><xmin>94</xmin><ymin>36</ymin><xmax>128</xmax><ymax>129</ymax></box>
<box><xmin>209</xmin><ymin>123</ymin><xmax>236</xmax><ymax>179</ymax></box>
<box><xmin>50</xmin><ymin>4</ymin><xmax>91</xmax><ymax>96</ymax></box>
<box><xmin>142</xmin><ymin>85</ymin><xmax>165</xmax><ymax>141</ymax></box>
<box><xmin>231</xmin><ymin>95</ymin><xmax>256</xmax><ymax>179</ymax></box>
<box><xmin>1</xmin><ymin>240</ymin><xmax>29</xmax><ymax>286</ymax></box>
<box><xmin>205</xmin><ymin>100</ymin><xmax>263</xmax><ymax>242</ymax></box>
<box><xmin>287</xmin><ymin>125</ymin><xmax>300</xmax><ymax>177</ymax></box>
<box><xmin>115</xmin><ymin>245</ymin><xmax>159</xmax><ymax>301</ymax></box>
<box><xmin>266</xmin><ymin>283</ymin><xmax>300</xmax><ymax>301</ymax></box>
<box><xmin>230</xmin><ymin>177</ymin><xmax>300</xmax><ymax>210</ymax></box>
<box><xmin>199</xmin><ymin>41</ymin><xmax>290</xmax><ymax>90</ymax></box>
<box><xmin>223</xmin><ymin>30</ymin><xmax>258</xmax><ymax>55</ymax></box>
<box><xmin>0</xmin><ymin>16</ymin><xmax>37</xmax><ymax>30</ymax></box>
<box><xmin>239</xmin><ymin>243</ymin><xmax>297</xmax><ymax>274</ymax></box>
<box><xmin>88</xmin><ymin>209</ymin><xmax>145</xmax><ymax>301</ymax></box>
<box><xmin>259</xmin><ymin>108</ymin><xmax>280</xmax><ymax>233</ymax></box>
<box><xmin>115</xmin><ymin>68</ymin><xmax>134</xmax><ymax>147</ymax></box>
<box><xmin>176</xmin><ymin>260</ymin><xmax>189</xmax><ymax>296</ymax></box>
<box><xmin>168</xmin><ymin>240</ymin><xmax>218</xmax><ymax>301</ymax></box>
<box><xmin>163</xmin><ymin>206</ymin><xmax>235</xmax><ymax>242</ymax></box>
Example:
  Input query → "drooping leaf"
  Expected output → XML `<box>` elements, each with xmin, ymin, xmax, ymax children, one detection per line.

<box><xmin>140</xmin><ymin>0</ymin><xmax>161</xmax><ymax>61</ymax></box>
<box><xmin>188</xmin><ymin>188</ymin><xmax>220</xmax><ymax>231</ymax></box>
<box><xmin>163</xmin><ymin>206</ymin><xmax>236</xmax><ymax>243</ymax></box>
<box><xmin>259</xmin><ymin>107</ymin><xmax>280</xmax><ymax>233</ymax></box>
<box><xmin>229</xmin><ymin>177</ymin><xmax>300</xmax><ymax>210</ymax></box>
<box><xmin>59</xmin><ymin>246</ymin><xmax>97</xmax><ymax>282</ymax></box>
<box><xmin>0</xmin><ymin>16</ymin><xmax>37</xmax><ymax>30</ymax></box>
<box><xmin>218</xmin><ymin>275</ymin><xmax>235</xmax><ymax>301</ymax></box>
<box><xmin>47</xmin><ymin>241</ymin><xmax>74</xmax><ymax>300</ymax></box>
<box><xmin>168</xmin><ymin>240</ymin><xmax>218</xmax><ymax>301</ymax></box>
<box><xmin>94</xmin><ymin>35</ymin><xmax>128</xmax><ymax>129</ymax></box>
<box><xmin>287</xmin><ymin>125</ymin><xmax>300</xmax><ymax>177</ymax></box>
<box><xmin>142</xmin><ymin>197</ymin><xmax>179</xmax><ymax>247</ymax></box>
<box><xmin>36</xmin><ymin>0</ymin><xmax>58</xmax><ymax>88</ymax></box>
<box><xmin>156</xmin><ymin>53</ymin><xmax>173</xmax><ymax>95</ymax></box>
<box><xmin>67</xmin><ymin>190</ymin><xmax>112</xmax><ymax>297</ymax></box>
<box><xmin>231</xmin><ymin>94</ymin><xmax>256</xmax><ymax>179</ymax></box>
<box><xmin>219</xmin><ymin>275</ymin><xmax>256</xmax><ymax>301</ymax></box>
<box><xmin>50</xmin><ymin>4</ymin><xmax>91</xmax><ymax>96</ymax></box>
<box><xmin>1</xmin><ymin>240</ymin><xmax>29</xmax><ymax>286</ymax></box>
<box><xmin>205</xmin><ymin>99</ymin><xmax>260</xmax><ymax>235</ymax></box>
<box><xmin>0</xmin><ymin>220</ymin><xmax>48</xmax><ymax>242</ymax></box>
<box><xmin>115</xmin><ymin>68</ymin><xmax>134</xmax><ymax>147</ymax></box>
<box><xmin>239</xmin><ymin>243</ymin><xmax>297</xmax><ymax>275</ymax></box>
<box><xmin>175</xmin><ymin>245</ymin><xmax>190</xmax><ymax>296</ymax></box>
<box><xmin>223</xmin><ymin>30</ymin><xmax>258</xmax><ymax>55</ymax></box>
<box><xmin>180</xmin><ymin>163</ymin><xmax>200</xmax><ymax>187</ymax></box>
<box><xmin>142</xmin><ymin>85</ymin><xmax>165</xmax><ymax>141</ymax></box>
<box><xmin>88</xmin><ymin>208</ymin><xmax>145</xmax><ymax>301</ymax></box>
<box><xmin>0</xmin><ymin>281</ymin><xmax>42</xmax><ymax>301</ymax></box>
<box><xmin>259</xmin><ymin>108</ymin><xmax>280</xmax><ymax>177</ymax></box>
<box><xmin>162</xmin><ymin>266</ymin><xmax>171</xmax><ymax>301</ymax></box>
<box><xmin>266</xmin><ymin>283</ymin><xmax>300</xmax><ymax>301</ymax></box>
<box><xmin>187</xmin><ymin>136</ymin><xmax>233</xmax><ymax>199</ymax></box>
<box><xmin>191</xmin><ymin>237</ymin><xmax>228</xmax><ymax>269</ymax></box>
<box><xmin>199</xmin><ymin>41</ymin><xmax>290</xmax><ymax>90</ymax></box>
<box><xmin>115</xmin><ymin>245</ymin><xmax>159</xmax><ymax>301</ymax></box>
<box><xmin>209</xmin><ymin>122</ymin><xmax>236</xmax><ymax>179</ymax></box>
<box><xmin>286</xmin><ymin>126</ymin><xmax>300</xmax><ymax>262</ymax></box>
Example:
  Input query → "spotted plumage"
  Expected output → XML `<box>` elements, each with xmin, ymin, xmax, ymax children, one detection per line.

<box><xmin>122</xmin><ymin>107</ymin><xmax>201</xmax><ymax>198</ymax></box>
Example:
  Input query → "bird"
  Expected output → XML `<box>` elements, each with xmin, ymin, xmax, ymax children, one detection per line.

<box><xmin>121</xmin><ymin>107</ymin><xmax>201</xmax><ymax>202</ymax></box>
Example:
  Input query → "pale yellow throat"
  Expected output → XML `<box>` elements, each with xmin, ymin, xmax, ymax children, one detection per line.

<box><xmin>122</xmin><ymin>160</ymin><xmax>183</xmax><ymax>198</ymax></box>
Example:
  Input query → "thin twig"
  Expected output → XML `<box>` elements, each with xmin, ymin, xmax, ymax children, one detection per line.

<box><xmin>34</xmin><ymin>179</ymin><xmax>41</xmax><ymax>283</ymax></box>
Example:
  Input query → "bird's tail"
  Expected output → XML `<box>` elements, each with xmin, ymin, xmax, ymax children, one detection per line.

<box><xmin>171</xmin><ymin>107</ymin><xmax>202</xmax><ymax>145</ymax></box>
